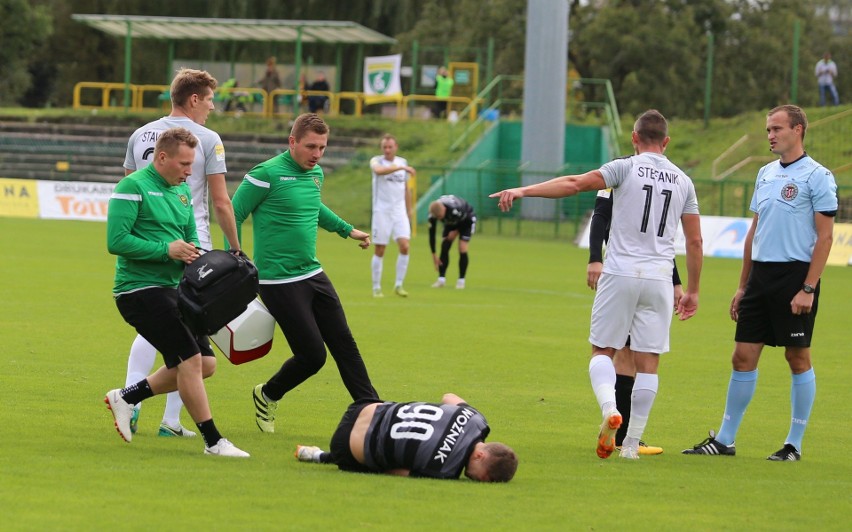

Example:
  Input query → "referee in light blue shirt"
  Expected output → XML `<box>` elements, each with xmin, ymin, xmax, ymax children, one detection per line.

<box><xmin>684</xmin><ymin>105</ymin><xmax>837</xmax><ymax>461</ymax></box>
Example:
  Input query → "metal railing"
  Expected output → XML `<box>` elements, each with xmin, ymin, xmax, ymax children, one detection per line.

<box><xmin>72</xmin><ymin>81</ymin><xmax>473</xmax><ymax>120</ymax></box>
<box><xmin>71</xmin><ymin>78</ymin><xmax>616</xmax><ymax>129</ymax></box>
<box><xmin>449</xmin><ymin>75</ymin><xmax>623</xmax><ymax>154</ymax></box>
<box><xmin>712</xmin><ymin>108</ymin><xmax>852</xmax><ymax>182</ymax></box>
<box><xmin>73</xmin><ymin>82</ymin><xmax>141</xmax><ymax>110</ymax></box>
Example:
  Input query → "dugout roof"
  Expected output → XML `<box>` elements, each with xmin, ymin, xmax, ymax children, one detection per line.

<box><xmin>71</xmin><ymin>14</ymin><xmax>396</xmax><ymax>45</ymax></box>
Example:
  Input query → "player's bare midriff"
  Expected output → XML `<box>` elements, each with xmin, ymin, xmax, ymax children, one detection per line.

<box><xmin>349</xmin><ymin>402</ymin><xmax>381</xmax><ymax>463</ymax></box>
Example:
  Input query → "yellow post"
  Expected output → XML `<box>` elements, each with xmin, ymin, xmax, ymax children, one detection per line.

<box><xmin>448</xmin><ymin>62</ymin><xmax>479</xmax><ymax>117</ymax></box>
<box><xmin>409</xmin><ymin>174</ymin><xmax>418</xmax><ymax>237</ymax></box>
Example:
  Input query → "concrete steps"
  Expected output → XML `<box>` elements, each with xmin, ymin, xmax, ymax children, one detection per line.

<box><xmin>0</xmin><ymin>121</ymin><xmax>364</xmax><ymax>184</ymax></box>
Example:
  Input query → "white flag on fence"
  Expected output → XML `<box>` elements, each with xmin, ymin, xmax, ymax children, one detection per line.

<box><xmin>364</xmin><ymin>54</ymin><xmax>402</xmax><ymax>96</ymax></box>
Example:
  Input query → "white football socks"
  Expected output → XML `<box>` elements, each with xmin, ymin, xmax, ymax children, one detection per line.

<box><xmin>125</xmin><ymin>335</ymin><xmax>157</xmax><ymax>412</ymax></box>
<box><xmin>395</xmin><ymin>254</ymin><xmax>409</xmax><ymax>288</ymax></box>
<box><xmin>589</xmin><ymin>354</ymin><xmax>617</xmax><ymax>415</ymax></box>
<box><xmin>162</xmin><ymin>392</ymin><xmax>185</xmax><ymax>427</ymax></box>
<box><xmin>125</xmin><ymin>334</ymin><xmax>186</xmax><ymax>426</ymax></box>
<box><xmin>371</xmin><ymin>255</ymin><xmax>383</xmax><ymax>290</ymax></box>
<box><xmin>625</xmin><ymin>372</ymin><xmax>658</xmax><ymax>445</ymax></box>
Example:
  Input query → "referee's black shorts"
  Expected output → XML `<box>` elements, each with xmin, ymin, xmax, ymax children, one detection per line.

<box><xmin>735</xmin><ymin>261</ymin><xmax>819</xmax><ymax>347</ymax></box>
<box><xmin>115</xmin><ymin>287</ymin><xmax>214</xmax><ymax>368</ymax></box>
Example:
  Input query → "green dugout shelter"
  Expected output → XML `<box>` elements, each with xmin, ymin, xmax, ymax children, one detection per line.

<box><xmin>71</xmin><ymin>14</ymin><xmax>397</xmax><ymax>108</ymax></box>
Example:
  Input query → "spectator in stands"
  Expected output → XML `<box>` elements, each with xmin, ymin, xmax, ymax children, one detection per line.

<box><xmin>258</xmin><ymin>57</ymin><xmax>282</xmax><ymax>113</ymax></box>
<box><xmin>432</xmin><ymin>66</ymin><xmax>454</xmax><ymax>119</ymax></box>
<box><xmin>220</xmin><ymin>78</ymin><xmax>249</xmax><ymax>113</ymax></box>
<box><xmin>814</xmin><ymin>52</ymin><xmax>840</xmax><ymax>107</ymax></box>
<box><xmin>307</xmin><ymin>72</ymin><xmax>330</xmax><ymax>113</ymax></box>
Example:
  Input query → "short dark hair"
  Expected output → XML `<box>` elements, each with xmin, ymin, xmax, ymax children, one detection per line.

<box><xmin>291</xmin><ymin>113</ymin><xmax>329</xmax><ymax>141</ymax></box>
<box><xmin>155</xmin><ymin>127</ymin><xmax>198</xmax><ymax>157</ymax></box>
<box><xmin>768</xmin><ymin>104</ymin><xmax>808</xmax><ymax>141</ymax></box>
<box><xmin>633</xmin><ymin>109</ymin><xmax>668</xmax><ymax>145</ymax></box>
<box><xmin>482</xmin><ymin>442</ymin><xmax>518</xmax><ymax>483</ymax></box>
<box><xmin>170</xmin><ymin>68</ymin><xmax>217</xmax><ymax>108</ymax></box>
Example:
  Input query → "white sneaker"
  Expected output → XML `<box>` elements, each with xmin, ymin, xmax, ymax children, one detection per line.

<box><xmin>205</xmin><ymin>438</ymin><xmax>250</xmax><ymax>457</ymax></box>
<box><xmin>619</xmin><ymin>445</ymin><xmax>640</xmax><ymax>460</ymax></box>
<box><xmin>455</xmin><ymin>279</ymin><xmax>466</xmax><ymax>289</ymax></box>
<box><xmin>295</xmin><ymin>445</ymin><xmax>325</xmax><ymax>463</ymax></box>
<box><xmin>104</xmin><ymin>389</ymin><xmax>134</xmax><ymax>443</ymax></box>
<box><xmin>372</xmin><ymin>289</ymin><xmax>384</xmax><ymax>298</ymax></box>
<box><xmin>431</xmin><ymin>279</ymin><xmax>445</xmax><ymax>288</ymax></box>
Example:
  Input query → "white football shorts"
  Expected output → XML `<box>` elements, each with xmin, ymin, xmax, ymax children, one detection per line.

<box><xmin>588</xmin><ymin>273</ymin><xmax>673</xmax><ymax>354</ymax></box>
<box><xmin>371</xmin><ymin>210</ymin><xmax>411</xmax><ymax>245</ymax></box>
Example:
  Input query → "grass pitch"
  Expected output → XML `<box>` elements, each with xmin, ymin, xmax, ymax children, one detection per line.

<box><xmin>1</xmin><ymin>217</ymin><xmax>850</xmax><ymax>530</ymax></box>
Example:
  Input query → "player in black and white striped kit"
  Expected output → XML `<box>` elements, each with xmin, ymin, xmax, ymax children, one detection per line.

<box><xmin>295</xmin><ymin>393</ymin><xmax>517</xmax><ymax>482</ymax></box>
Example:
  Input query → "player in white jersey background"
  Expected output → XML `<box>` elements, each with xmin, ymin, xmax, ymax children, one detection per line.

<box><xmin>683</xmin><ymin>104</ymin><xmax>837</xmax><ymax>462</ymax></box>
<box><xmin>121</xmin><ymin>68</ymin><xmax>242</xmax><ymax>438</ymax></box>
<box><xmin>369</xmin><ymin>134</ymin><xmax>415</xmax><ymax>298</ymax></box>
<box><xmin>491</xmin><ymin>109</ymin><xmax>703</xmax><ymax>460</ymax></box>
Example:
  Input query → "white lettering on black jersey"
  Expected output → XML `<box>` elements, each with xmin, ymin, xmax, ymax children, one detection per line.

<box><xmin>364</xmin><ymin>401</ymin><xmax>490</xmax><ymax>479</ymax></box>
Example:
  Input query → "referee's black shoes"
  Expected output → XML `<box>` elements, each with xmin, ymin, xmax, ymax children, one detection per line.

<box><xmin>681</xmin><ymin>430</ymin><xmax>736</xmax><ymax>456</ymax></box>
<box><xmin>767</xmin><ymin>443</ymin><xmax>801</xmax><ymax>461</ymax></box>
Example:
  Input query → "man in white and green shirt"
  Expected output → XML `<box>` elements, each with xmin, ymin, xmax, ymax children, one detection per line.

<box><xmin>232</xmin><ymin>114</ymin><xmax>379</xmax><ymax>434</ymax></box>
<box><xmin>104</xmin><ymin>127</ymin><xmax>249</xmax><ymax>458</ymax></box>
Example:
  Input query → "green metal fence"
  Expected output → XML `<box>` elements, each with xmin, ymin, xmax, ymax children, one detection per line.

<box><xmin>417</xmin><ymin>166</ymin><xmax>852</xmax><ymax>241</ymax></box>
<box><xmin>450</xmin><ymin>75</ymin><xmax>623</xmax><ymax>156</ymax></box>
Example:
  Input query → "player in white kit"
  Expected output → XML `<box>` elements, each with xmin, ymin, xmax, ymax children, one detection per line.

<box><xmin>122</xmin><ymin>68</ymin><xmax>241</xmax><ymax>437</ymax></box>
<box><xmin>370</xmin><ymin>134</ymin><xmax>415</xmax><ymax>297</ymax></box>
<box><xmin>490</xmin><ymin>109</ymin><xmax>703</xmax><ymax>460</ymax></box>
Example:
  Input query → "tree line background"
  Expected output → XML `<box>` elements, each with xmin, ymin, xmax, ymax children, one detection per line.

<box><xmin>3</xmin><ymin>0</ymin><xmax>850</xmax><ymax>119</ymax></box>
